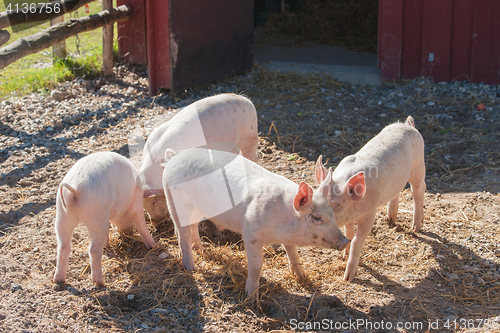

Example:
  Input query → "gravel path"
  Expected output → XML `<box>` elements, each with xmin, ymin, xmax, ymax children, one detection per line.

<box><xmin>0</xmin><ymin>64</ymin><xmax>499</xmax><ymax>332</ymax></box>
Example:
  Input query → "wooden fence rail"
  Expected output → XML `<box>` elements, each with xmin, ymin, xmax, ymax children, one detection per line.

<box><xmin>0</xmin><ymin>5</ymin><xmax>132</xmax><ymax>70</ymax></box>
<box><xmin>0</xmin><ymin>30</ymin><xmax>8</xmax><ymax>46</ymax></box>
<box><xmin>0</xmin><ymin>0</ymin><xmax>95</xmax><ymax>30</ymax></box>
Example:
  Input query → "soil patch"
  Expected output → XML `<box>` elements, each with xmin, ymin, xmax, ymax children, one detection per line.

<box><xmin>0</xmin><ymin>64</ymin><xmax>499</xmax><ymax>332</ymax></box>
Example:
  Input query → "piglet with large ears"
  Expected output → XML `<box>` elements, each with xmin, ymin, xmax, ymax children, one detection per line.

<box><xmin>162</xmin><ymin>148</ymin><xmax>350</xmax><ymax>299</ymax></box>
<box><xmin>315</xmin><ymin>116</ymin><xmax>426</xmax><ymax>282</ymax></box>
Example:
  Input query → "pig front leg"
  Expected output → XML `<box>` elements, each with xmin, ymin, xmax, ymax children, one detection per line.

<box><xmin>244</xmin><ymin>236</ymin><xmax>264</xmax><ymax>299</ymax></box>
<box><xmin>344</xmin><ymin>216</ymin><xmax>375</xmax><ymax>282</ymax></box>
<box><xmin>129</xmin><ymin>193</ymin><xmax>156</xmax><ymax>249</ymax></box>
<box><xmin>284</xmin><ymin>244</ymin><xmax>305</xmax><ymax>278</ymax></box>
<box><xmin>387</xmin><ymin>195</ymin><xmax>399</xmax><ymax>223</ymax></box>
<box><xmin>105</xmin><ymin>226</ymin><xmax>110</xmax><ymax>247</ymax></box>
<box><xmin>88</xmin><ymin>219</ymin><xmax>110</xmax><ymax>287</ymax></box>
<box><xmin>165</xmin><ymin>188</ymin><xmax>197</xmax><ymax>271</ymax></box>
<box><xmin>343</xmin><ymin>222</ymin><xmax>355</xmax><ymax>258</ymax></box>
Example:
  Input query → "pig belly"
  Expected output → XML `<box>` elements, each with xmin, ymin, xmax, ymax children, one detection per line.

<box><xmin>168</xmin><ymin>179</ymin><xmax>247</xmax><ymax>233</ymax></box>
<box><xmin>208</xmin><ymin>206</ymin><xmax>246</xmax><ymax>234</ymax></box>
<box><xmin>375</xmin><ymin>162</ymin><xmax>412</xmax><ymax>205</ymax></box>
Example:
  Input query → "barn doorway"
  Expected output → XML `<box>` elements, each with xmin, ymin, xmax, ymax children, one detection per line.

<box><xmin>253</xmin><ymin>0</ymin><xmax>380</xmax><ymax>82</ymax></box>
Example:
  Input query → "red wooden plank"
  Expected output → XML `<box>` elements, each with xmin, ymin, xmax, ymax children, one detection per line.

<box><xmin>117</xmin><ymin>0</ymin><xmax>147</xmax><ymax>65</ymax></box>
<box><xmin>377</xmin><ymin>0</ymin><xmax>383</xmax><ymax>69</ymax></box>
<box><xmin>471</xmin><ymin>0</ymin><xmax>500</xmax><ymax>84</ymax></box>
<box><xmin>378</xmin><ymin>0</ymin><xmax>404</xmax><ymax>81</ymax></box>
<box><xmin>145</xmin><ymin>0</ymin><xmax>171</xmax><ymax>95</ymax></box>
<box><xmin>449</xmin><ymin>0</ymin><xmax>474</xmax><ymax>82</ymax></box>
<box><xmin>420</xmin><ymin>0</ymin><xmax>453</xmax><ymax>82</ymax></box>
<box><xmin>498</xmin><ymin>0</ymin><xmax>500</xmax><ymax>85</ymax></box>
<box><xmin>168</xmin><ymin>0</ymin><xmax>253</xmax><ymax>91</ymax></box>
<box><xmin>401</xmin><ymin>0</ymin><xmax>423</xmax><ymax>79</ymax></box>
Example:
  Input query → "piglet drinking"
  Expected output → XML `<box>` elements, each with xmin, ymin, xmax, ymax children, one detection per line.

<box><xmin>53</xmin><ymin>152</ymin><xmax>156</xmax><ymax>287</ymax></box>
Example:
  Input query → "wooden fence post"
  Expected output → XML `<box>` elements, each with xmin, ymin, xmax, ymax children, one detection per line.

<box><xmin>50</xmin><ymin>15</ymin><xmax>67</xmax><ymax>60</ymax></box>
<box><xmin>102</xmin><ymin>0</ymin><xmax>113</xmax><ymax>76</ymax></box>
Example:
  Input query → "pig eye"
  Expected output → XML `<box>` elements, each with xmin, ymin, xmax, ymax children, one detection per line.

<box><xmin>311</xmin><ymin>214</ymin><xmax>324</xmax><ymax>225</ymax></box>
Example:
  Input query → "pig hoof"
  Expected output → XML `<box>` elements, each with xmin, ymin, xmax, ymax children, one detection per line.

<box><xmin>146</xmin><ymin>241</ymin><xmax>157</xmax><ymax>249</ymax></box>
<box><xmin>343</xmin><ymin>268</ymin><xmax>357</xmax><ymax>282</ymax></box>
<box><xmin>92</xmin><ymin>280</ymin><xmax>105</xmax><ymax>288</ymax></box>
<box><xmin>412</xmin><ymin>221</ymin><xmax>422</xmax><ymax>232</ymax></box>
<box><xmin>53</xmin><ymin>283</ymin><xmax>66</xmax><ymax>291</ymax></box>
<box><xmin>183</xmin><ymin>262</ymin><xmax>197</xmax><ymax>272</ymax></box>
<box><xmin>245</xmin><ymin>289</ymin><xmax>259</xmax><ymax>301</ymax></box>
<box><xmin>192</xmin><ymin>242</ymin><xmax>203</xmax><ymax>251</ymax></box>
<box><xmin>291</xmin><ymin>264</ymin><xmax>305</xmax><ymax>278</ymax></box>
<box><xmin>343</xmin><ymin>273</ymin><xmax>354</xmax><ymax>282</ymax></box>
<box><xmin>53</xmin><ymin>274</ymin><xmax>66</xmax><ymax>284</ymax></box>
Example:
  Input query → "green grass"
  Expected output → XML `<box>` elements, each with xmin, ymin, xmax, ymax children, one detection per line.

<box><xmin>438</xmin><ymin>127</ymin><xmax>453</xmax><ymax>134</ymax></box>
<box><xmin>0</xmin><ymin>1</ymin><xmax>120</xmax><ymax>98</ymax></box>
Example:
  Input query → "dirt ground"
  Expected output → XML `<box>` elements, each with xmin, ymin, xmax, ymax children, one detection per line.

<box><xmin>0</xmin><ymin>61</ymin><xmax>499</xmax><ymax>333</ymax></box>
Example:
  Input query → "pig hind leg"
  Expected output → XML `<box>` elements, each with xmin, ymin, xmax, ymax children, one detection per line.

<box><xmin>113</xmin><ymin>213</ymin><xmax>134</xmax><ymax>235</ymax></box>
<box><xmin>53</xmin><ymin>216</ymin><xmax>78</xmax><ymax>284</ymax></box>
<box><xmin>238</xmin><ymin>134</ymin><xmax>259</xmax><ymax>163</ymax></box>
<box><xmin>409</xmin><ymin>162</ymin><xmax>426</xmax><ymax>232</ymax></box>
<box><xmin>243</xmin><ymin>235</ymin><xmax>264</xmax><ymax>299</ymax></box>
<box><xmin>387</xmin><ymin>195</ymin><xmax>399</xmax><ymax>223</ymax></box>
<box><xmin>87</xmin><ymin>218</ymin><xmax>110</xmax><ymax>286</ymax></box>
<box><xmin>190</xmin><ymin>224</ymin><xmax>203</xmax><ymax>251</ymax></box>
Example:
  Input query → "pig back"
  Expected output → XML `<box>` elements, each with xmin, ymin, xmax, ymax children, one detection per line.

<box><xmin>197</xmin><ymin>94</ymin><xmax>257</xmax><ymax>149</ymax></box>
<box><xmin>62</xmin><ymin>152</ymin><xmax>138</xmax><ymax>217</ymax></box>
<box><xmin>140</xmin><ymin>111</ymin><xmax>204</xmax><ymax>191</ymax></box>
<box><xmin>164</xmin><ymin>148</ymin><xmax>297</xmax><ymax>231</ymax></box>
<box><xmin>166</xmin><ymin>148</ymin><xmax>285</xmax><ymax>229</ymax></box>
<box><xmin>141</xmin><ymin>94</ymin><xmax>256</xmax><ymax>190</ymax></box>
<box><xmin>333</xmin><ymin>123</ymin><xmax>422</xmax><ymax>205</ymax></box>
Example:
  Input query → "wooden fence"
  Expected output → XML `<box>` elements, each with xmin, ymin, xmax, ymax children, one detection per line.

<box><xmin>0</xmin><ymin>0</ymin><xmax>133</xmax><ymax>75</ymax></box>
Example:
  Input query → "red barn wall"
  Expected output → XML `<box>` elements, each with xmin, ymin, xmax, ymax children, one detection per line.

<box><xmin>117</xmin><ymin>0</ymin><xmax>148</xmax><ymax>65</ymax></box>
<box><xmin>379</xmin><ymin>0</ymin><xmax>500</xmax><ymax>84</ymax></box>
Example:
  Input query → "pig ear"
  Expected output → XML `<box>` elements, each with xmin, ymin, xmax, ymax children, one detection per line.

<box><xmin>293</xmin><ymin>182</ymin><xmax>314</xmax><ymax>212</ymax></box>
<box><xmin>164</xmin><ymin>149</ymin><xmax>176</xmax><ymax>162</ymax></box>
<box><xmin>143</xmin><ymin>189</ymin><xmax>164</xmax><ymax>198</ymax></box>
<box><xmin>318</xmin><ymin>168</ymin><xmax>333</xmax><ymax>197</ymax></box>
<box><xmin>346</xmin><ymin>172</ymin><xmax>366</xmax><ymax>201</ymax></box>
<box><xmin>315</xmin><ymin>155</ymin><xmax>328</xmax><ymax>185</ymax></box>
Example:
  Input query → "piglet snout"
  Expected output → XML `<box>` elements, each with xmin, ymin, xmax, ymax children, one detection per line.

<box><xmin>337</xmin><ymin>237</ymin><xmax>351</xmax><ymax>251</ymax></box>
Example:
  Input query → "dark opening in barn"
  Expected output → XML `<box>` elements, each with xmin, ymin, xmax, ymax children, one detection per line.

<box><xmin>253</xmin><ymin>0</ymin><xmax>380</xmax><ymax>86</ymax></box>
<box><xmin>118</xmin><ymin>0</ymin><xmax>500</xmax><ymax>93</ymax></box>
